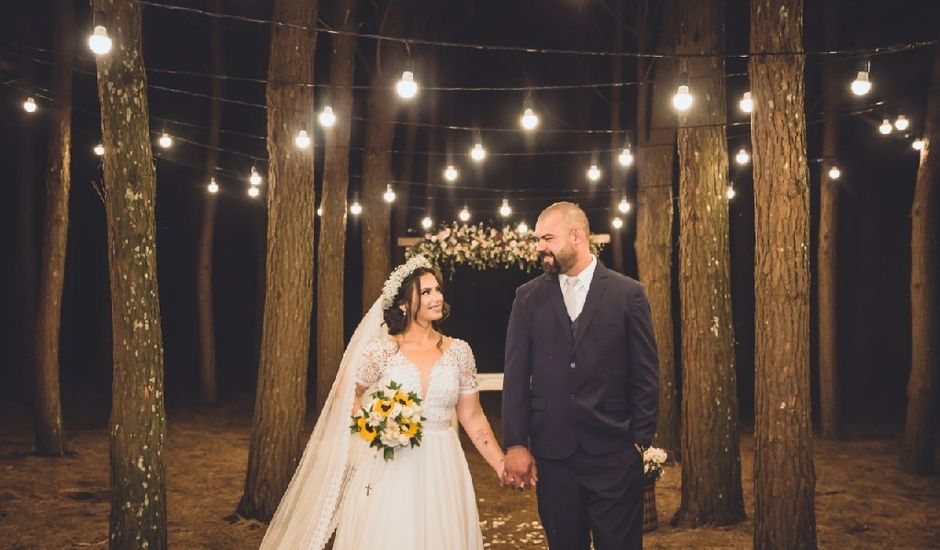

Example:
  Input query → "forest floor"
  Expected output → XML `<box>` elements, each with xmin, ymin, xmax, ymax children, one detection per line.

<box><xmin>1</xmin><ymin>394</ymin><xmax>938</xmax><ymax>549</ymax></box>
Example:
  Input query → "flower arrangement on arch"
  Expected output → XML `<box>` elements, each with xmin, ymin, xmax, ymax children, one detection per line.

<box><xmin>642</xmin><ymin>447</ymin><xmax>668</xmax><ymax>487</ymax></box>
<box><xmin>351</xmin><ymin>381</ymin><xmax>425</xmax><ymax>461</ymax></box>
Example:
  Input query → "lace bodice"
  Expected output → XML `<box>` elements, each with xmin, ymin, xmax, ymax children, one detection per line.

<box><xmin>356</xmin><ymin>336</ymin><xmax>479</xmax><ymax>429</ymax></box>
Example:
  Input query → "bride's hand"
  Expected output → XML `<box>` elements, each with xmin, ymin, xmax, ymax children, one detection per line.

<box><xmin>495</xmin><ymin>458</ymin><xmax>506</xmax><ymax>481</ymax></box>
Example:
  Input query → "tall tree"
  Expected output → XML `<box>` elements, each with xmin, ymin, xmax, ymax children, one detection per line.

<box><xmin>239</xmin><ymin>0</ymin><xmax>318</xmax><ymax>521</ymax></box>
<box><xmin>361</xmin><ymin>3</ymin><xmax>403</xmax><ymax>310</ymax></box>
<box><xmin>749</xmin><ymin>0</ymin><xmax>817</xmax><ymax>547</ymax></box>
<box><xmin>316</xmin><ymin>0</ymin><xmax>357</xmax><ymax>414</ymax></box>
<box><xmin>197</xmin><ymin>0</ymin><xmax>223</xmax><ymax>406</ymax></box>
<box><xmin>901</xmin><ymin>43</ymin><xmax>939</xmax><ymax>475</ymax></box>
<box><xmin>817</xmin><ymin>0</ymin><xmax>842</xmax><ymax>440</ymax></box>
<box><xmin>34</xmin><ymin>0</ymin><xmax>73</xmax><ymax>456</ymax></box>
<box><xmin>634</xmin><ymin>0</ymin><xmax>680</xmax><ymax>462</ymax></box>
<box><xmin>90</xmin><ymin>0</ymin><xmax>168</xmax><ymax>547</ymax></box>
<box><xmin>672</xmin><ymin>0</ymin><xmax>744</xmax><ymax>527</ymax></box>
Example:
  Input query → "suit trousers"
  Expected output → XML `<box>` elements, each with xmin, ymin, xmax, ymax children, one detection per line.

<box><xmin>535</xmin><ymin>445</ymin><xmax>644</xmax><ymax>550</ymax></box>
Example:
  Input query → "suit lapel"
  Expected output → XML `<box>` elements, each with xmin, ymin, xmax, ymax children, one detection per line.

<box><xmin>573</xmin><ymin>263</ymin><xmax>610</xmax><ymax>350</ymax></box>
<box><xmin>542</xmin><ymin>274</ymin><xmax>573</xmax><ymax>340</ymax></box>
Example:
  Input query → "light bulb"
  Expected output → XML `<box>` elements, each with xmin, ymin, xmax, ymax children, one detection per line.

<box><xmin>672</xmin><ymin>84</ymin><xmax>693</xmax><ymax>111</ymax></box>
<box><xmin>316</xmin><ymin>206</ymin><xmax>323</xmax><ymax>217</ymax></box>
<box><xmin>88</xmin><ymin>25</ymin><xmax>112</xmax><ymax>55</ymax></box>
<box><xmin>587</xmin><ymin>164</ymin><xmax>601</xmax><ymax>182</ymax></box>
<box><xmin>618</xmin><ymin>147</ymin><xmax>634</xmax><ymax>167</ymax></box>
<box><xmin>23</xmin><ymin>97</ymin><xmax>37</xmax><ymax>113</ymax></box>
<box><xmin>247</xmin><ymin>186</ymin><xmax>260</xmax><ymax>198</ymax></box>
<box><xmin>396</xmin><ymin>71</ymin><xmax>418</xmax><ymax>99</ymax></box>
<box><xmin>383</xmin><ymin>185</ymin><xmax>396</xmax><ymax>203</ymax></box>
<box><xmin>158</xmin><ymin>132</ymin><xmax>172</xmax><ymax>148</ymax></box>
<box><xmin>458</xmin><ymin>206</ymin><xmax>471</xmax><ymax>222</ymax></box>
<box><xmin>349</xmin><ymin>201</ymin><xmax>362</xmax><ymax>215</ymax></box>
<box><xmin>828</xmin><ymin>166</ymin><xmax>841</xmax><ymax>180</ymax></box>
<box><xmin>878</xmin><ymin>119</ymin><xmax>892</xmax><ymax>135</ymax></box>
<box><xmin>516</xmin><ymin>221</ymin><xmax>529</xmax><ymax>234</ymax></box>
<box><xmin>471</xmin><ymin>143</ymin><xmax>486</xmax><ymax>162</ymax></box>
<box><xmin>739</xmin><ymin>91</ymin><xmax>753</xmax><ymax>114</ymax></box>
<box><xmin>207</xmin><ymin>178</ymin><xmax>219</xmax><ymax>194</ymax></box>
<box><xmin>520</xmin><ymin>108</ymin><xmax>539</xmax><ymax>130</ymax></box>
<box><xmin>894</xmin><ymin>115</ymin><xmax>909</xmax><ymax>131</ymax></box>
<box><xmin>295</xmin><ymin>129</ymin><xmax>312</xmax><ymax>148</ymax></box>
<box><xmin>499</xmin><ymin>199</ymin><xmax>512</xmax><ymax>218</ymax></box>
<box><xmin>912</xmin><ymin>138</ymin><xmax>925</xmax><ymax>151</ymax></box>
<box><xmin>93</xmin><ymin>143</ymin><xmax>105</xmax><ymax>156</ymax></box>
<box><xmin>851</xmin><ymin>71</ymin><xmax>871</xmax><ymax>96</ymax></box>
<box><xmin>611</xmin><ymin>217</ymin><xmax>624</xmax><ymax>229</ymax></box>
<box><xmin>318</xmin><ymin>106</ymin><xmax>336</xmax><ymax>128</ymax></box>
<box><xmin>735</xmin><ymin>147</ymin><xmax>750</xmax><ymax>165</ymax></box>
<box><xmin>726</xmin><ymin>186</ymin><xmax>736</xmax><ymax>200</ymax></box>
<box><xmin>618</xmin><ymin>198</ymin><xmax>631</xmax><ymax>214</ymax></box>
<box><xmin>444</xmin><ymin>165</ymin><xmax>459</xmax><ymax>182</ymax></box>
<box><xmin>249</xmin><ymin>167</ymin><xmax>262</xmax><ymax>186</ymax></box>
<box><xmin>421</xmin><ymin>216</ymin><xmax>434</xmax><ymax>230</ymax></box>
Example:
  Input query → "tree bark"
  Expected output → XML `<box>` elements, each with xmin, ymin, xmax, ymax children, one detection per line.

<box><xmin>671</xmin><ymin>0</ymin><xmax>744</xmax><ymax>527</ymax></box>
<box><xmin>90</xmin><ymin>0</ymin><xmax>168</xmax><ymax>547</ymax></box>
<box><xmin>901</xmin><ymin>42</ymin><xmax>940</xmax><ymax>475</ymax></box>
<box><xmin>635</xmin><ymin>0</ymin><xmax>681</xmax><ymax>464</ymax></box>
<box><xmin>316</xmin><ymin>0</ymin><xmax>357</xmax><ymax>414</ymax></box>
<box><xmin>34</xmin><ymin>0</ymin><xmax>73</xmax><ymax>457</ymax></box>
<box><xmin>817</xmin><ymin>0</ymin><xmax>842</xmax><ymax>440</ymax></box>
<box><xmin>197</xmin><ymin>0</ymin><xmax>223</xmax><ymax>406</ymax></box>
<box><xmin>749</xmin><ymin>0</ymin><xmax>818</xmax><ymax>547</ymax></box>
<box><xmin>238</xmin><ymin>0</ymin><xmax>318</xmax><ymax>521</ymax></box>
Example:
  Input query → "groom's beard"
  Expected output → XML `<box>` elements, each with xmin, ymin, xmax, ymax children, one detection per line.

<box><xmin>539</xmin><ymin>251</ymin><xmax>563</xmax><ymax>275</ymax></box>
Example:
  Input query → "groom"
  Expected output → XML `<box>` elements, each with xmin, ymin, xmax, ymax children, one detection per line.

<box><xmin>502</xmin><ymin>202</ymin><xmax>659</xmax><ymax>550</ymax></box>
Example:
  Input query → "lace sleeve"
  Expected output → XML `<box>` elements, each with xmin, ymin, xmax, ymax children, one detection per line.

<box><xmin>455</xmin><ymin>340</ymin><xmax>479</xmax><ymax>395</ymax></box>
<box><xmin>356</xmin><ymin>338</ymin><xmax>391</xmax><ymax>388</ymax></box>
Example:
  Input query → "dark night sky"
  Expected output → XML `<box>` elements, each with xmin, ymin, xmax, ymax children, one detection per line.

<box><xmin>1</xmin><ymin>0</ymin><xmax>938</xmax><ymax>429</ymax></box>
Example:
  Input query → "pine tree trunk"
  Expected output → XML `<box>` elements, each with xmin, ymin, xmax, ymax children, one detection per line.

<box><xmin>316</xmin><ymin>0</ymin><xmax>357</xmax><ymax>414</ymax></box>
<box><xmin>672</xmin><ymin>0</ymin><xmax>744</xmax><ymax>527</ymax></box>
<box><xmin>635</xmin><ymin>0</ymin><xmax>680</xmax><ymax>463</ymax></box>
<box><xmin>749</xmin><ymin>0</ymin><xmax>818</xmax><ymax>547</ymax></box>
<box><xmin>197</xmin><ymin>0</ymin><xmax>222</xmax><ymax>406</ymax></box>
<box><xmin>901</xmin><ymin>43</ymin><xmax>939</xmax><ymax>475</ymax></box>
<box><xmin>239</xmin><ymin>0</ymin><xmax>318</xmax><ymax>521</ymax></box>
<box><xmin>34</xmin><ymin>0</ymin><xmax>73</xmax><ymax>457</ymax></box>
<box><xmin>817</xmin><ymin>0</ymin><xmax>842</xmax><ymax>440</ymax></box>
<box><xmin>90</xmin><ymin>1</ymin><xmax>168</xmax><ymax>547</ymax></box>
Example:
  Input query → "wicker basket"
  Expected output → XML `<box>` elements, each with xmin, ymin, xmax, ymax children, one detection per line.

<box><xmin>642</xmin><ymin>484</ymin><xmax>658</xmax><ymax>532</ymax></box>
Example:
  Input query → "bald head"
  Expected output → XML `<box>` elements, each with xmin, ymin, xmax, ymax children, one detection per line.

<box><xmin>538</xmin><ymin>202</ymin><xmax>591</xmax><ymax>236</ymax></box>
<box><xmin>534</xmin><ymin>202</ymin><xmax>593</xmax><ymax>275</ymax></box>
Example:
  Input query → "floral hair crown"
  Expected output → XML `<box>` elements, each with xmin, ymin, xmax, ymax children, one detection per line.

<box><xmin>381</xmin><ymin>255</ymin><xmax>433</xmax><ymax>309</ymax></box>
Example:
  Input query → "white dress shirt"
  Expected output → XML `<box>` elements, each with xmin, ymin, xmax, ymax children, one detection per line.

<box><xmin>557</xmin><ymin>255</ymin><xmax>597</xmax><ymax>321</ymax></box>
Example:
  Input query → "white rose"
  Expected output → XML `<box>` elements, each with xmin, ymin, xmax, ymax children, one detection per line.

<box><xmin>400</xmin><ymin>406</ymin><xmax>414</xmax><ymax>418</ymax></box>
<box><xmin>368</xmin><ymin>412</ymin><xmax>384</xmax><ymax>426</ymax></box>
<box><xmin>398</xmin><ymin>435</ymin><xmax>410</xmax><ymax>447</ymax></box>
<box><xmin>382</xmin><ymin>388</ymin><xmax>396</xmax><ymax>400</ymax></box>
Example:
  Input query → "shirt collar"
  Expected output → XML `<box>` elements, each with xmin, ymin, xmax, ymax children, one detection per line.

<box><xmin>559</xmin><ymin>255</ymin><xmax>597</xmax><ymax>287</ymax></box>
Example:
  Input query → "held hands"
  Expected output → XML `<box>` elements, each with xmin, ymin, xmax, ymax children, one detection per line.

<box><xmin>501</xmin><ymin>447</ymin><xmax>538</xmax><ymax>490</ymax></box>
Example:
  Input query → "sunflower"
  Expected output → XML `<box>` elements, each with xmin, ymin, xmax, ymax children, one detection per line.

<box><xmin>372</xmin><ymin>398</ymin><xmax>396</xmax><ymax>417</ymax></box>
<box><xmin>393</xmin><ymin>390</ymin><xmax>410</xmax><ymax>405</ymax></box>
<box><xmin>400</xmin><ymin>418</ymin><xmax>419</xmax><ymax>438</ymax></box>
<box><xmin>356</xmin><ymin>416</ymin><xmax>378</xmax><ymax>442</ymax></box>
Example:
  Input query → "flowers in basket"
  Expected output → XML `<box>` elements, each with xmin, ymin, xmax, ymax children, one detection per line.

<box><xmin>642</xmin><ymin>447</ymin><xmax>668</xmax><ymax>487</ymax></box>
<box><xmin>351</xmin><ymin>381</ymin><xmax>425</xmax><ymax>461</ymax></box>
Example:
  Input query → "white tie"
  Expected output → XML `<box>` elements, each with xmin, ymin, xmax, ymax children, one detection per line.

<box><xmin>563</xmin><ymin>277</ymin><xmax>580</xmax><ymax>320</ymax></box>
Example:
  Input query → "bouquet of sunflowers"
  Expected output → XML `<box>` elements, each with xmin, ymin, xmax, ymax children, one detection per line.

<box><xmin>351</xmin><ymin>381</ymin><xmax>425</xmax><ymax>461</ymax></box>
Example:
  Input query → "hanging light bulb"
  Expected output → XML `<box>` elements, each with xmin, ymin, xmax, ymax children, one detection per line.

<box><xmin>471</xmin><ymin>143</ymin><xmax>486</xmax><ymax>162</ymax></box>
<box><xmin>458</xmin><ymin>206</ymin><xmax>471</xmax><ymax>222</ymax></box>
<box><xmin>618</xmin><ymin>147</ymin><xmax>634</xmax><ymax>167</ymax></box>
<box><xmin>611</xmin><ymin>217</ymin><xmax>624</xmax><ymax>229</ymax></box>
<box><xmin>516</xmin><ymin>221</ymin><xmax>529</xmax><ymax>234</ymax></box>
<box><xmin>207</xmin><ymin>178</ymin><xmax>219</xmax><ymax>194</ymax></box>
<box><xmin>672</xmin><ymin>75</ymin><xmax>693</xmax><ymax>112</ymax></box>
<box><xmin>739</xmin><ymin>91</ymin><xmax>753</xmax><ymax>114</ymax></box>
<box><xmin>421</xmin><ymin>215</ymin><xmax>434</xmax><ymax>230</ymax></box>
<box><xmin>725</xmin><ymin>185</ymin><xmax>737</xmax><ymax>200</ymax></box>
<box><xmin>828</xmin><ymin>165</ymin><xmax>841</xmax><ymax>180</ymax></box>
<box><xmin>618</xmin><ymin>198</ymin><xmax>631</xmax><ymax>214</ymax></box>
<box><xmin>894</xmin><ymin>115</ymin><xmax>909</xmax><ymax>131</ymax></box>
<box><xmin>520</xmin><ymin>107</ymin><xmax>539</xmax><ymax>130</ymax></box>
<box><xmin>247</xmin><ymin>186</ymin><xmax>260</xmax><ymax>198</ymax></box>
<box><xmin>383</xmin><ymin>184</ymin><xmax>396</xmax><ymax>203</ymax></box>
<box><xmin>318</xmin><ymin>105</ymin><xmax>336</xmax><ymax>128</ymax></box>
<box><xmin>316</xmin><ymin>205</ymin><xmax>323</xmax><ymax>217</ymax></box>
<box><xmin>93</xmin><ymin>143</ymin><xmax>105</xmax><ymax>156</ymax></box>
<box><xmin>295</xmin><ymin>128</ymin><xmax>312</xmax><ymax>148</ymax></box>
<box><xmin>850</xmin><ymin>67</ymin><xmax>872</xmax><ymax>96</ymax></box>
<box><xmin>396</xmin><ymin>70</ymin><xmax>418</xmax><ymax>99</ymax></box>
<box><xmin>349</xmin><ymin>200</ymin><xmax>362</xmax><ymax>216</ymax></box>
<box><xmin>912</xmin><ymin>138</ymin><xmax>925</xmax><ymax>151</ymax></box>
<box><xmin>158</xmin><ymin>132</ymin><xmax>172</xmax><ymax>148</ymax></box>
<box><xmin>23</xmin><ymin>97</ymin><xmax>37</xmax><ymax>113</ymax></box>
<box><xmin>735</xmin><ymin>147</ymin><xmax>750</xmax><ymax>165</ymax></box>
<box><xmin>249</xmin><ymin>166</ymin><xmax>262</xmax><ymax>186</ymax></box>
<box><xmin>878</xmin><ymin>119</ymin><xmax>893</xmax><ymax>135</ymax></box>
<box><xmin>499</xmin><ymin>199</ymin><xmax>512</xmax><ymax>218</ymax></box>
<box><xmin>88</xmin><ymin>25</ymin><xmax>112</xmax><ymax>55</ymax></box>
<box><xmin>586</xmin><ymin>164</ymin><xmax>601</xmax><ymax>182</ymax></box>
<box><xmin>444</xmin><ymin>165</ymin><xmax>459</xmax><ymax>182</ymax></box>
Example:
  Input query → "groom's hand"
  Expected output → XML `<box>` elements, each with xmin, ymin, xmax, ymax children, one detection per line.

<box><xmin>503</xmin><ymin>446</ymin><xmax>537</xmax><ymax>490</ymax></box>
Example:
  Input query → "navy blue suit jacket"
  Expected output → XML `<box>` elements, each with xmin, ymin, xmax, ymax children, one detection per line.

<box><xmin>502</xmin><ymin>262</ymin><xmax>659</xmax><ymax>459</ymax></box>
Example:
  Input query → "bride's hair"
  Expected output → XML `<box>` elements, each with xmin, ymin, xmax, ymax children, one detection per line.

<box><xmin>383</xmin><ymin>267</ymin><xmax>451</xmax><ymax>340</ymax></box>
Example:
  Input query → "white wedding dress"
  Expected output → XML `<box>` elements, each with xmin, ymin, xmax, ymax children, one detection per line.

<box><xmin>332</xmin><ymin>336</ymin><xmax>484</xmax><ymax>549</ymax></box>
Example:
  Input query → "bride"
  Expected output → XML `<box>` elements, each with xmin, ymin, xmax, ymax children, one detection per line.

<box><xmin>259</xmin><ymin>255</ymin><xmax>505</xmax><ymax>549</ymax></box>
